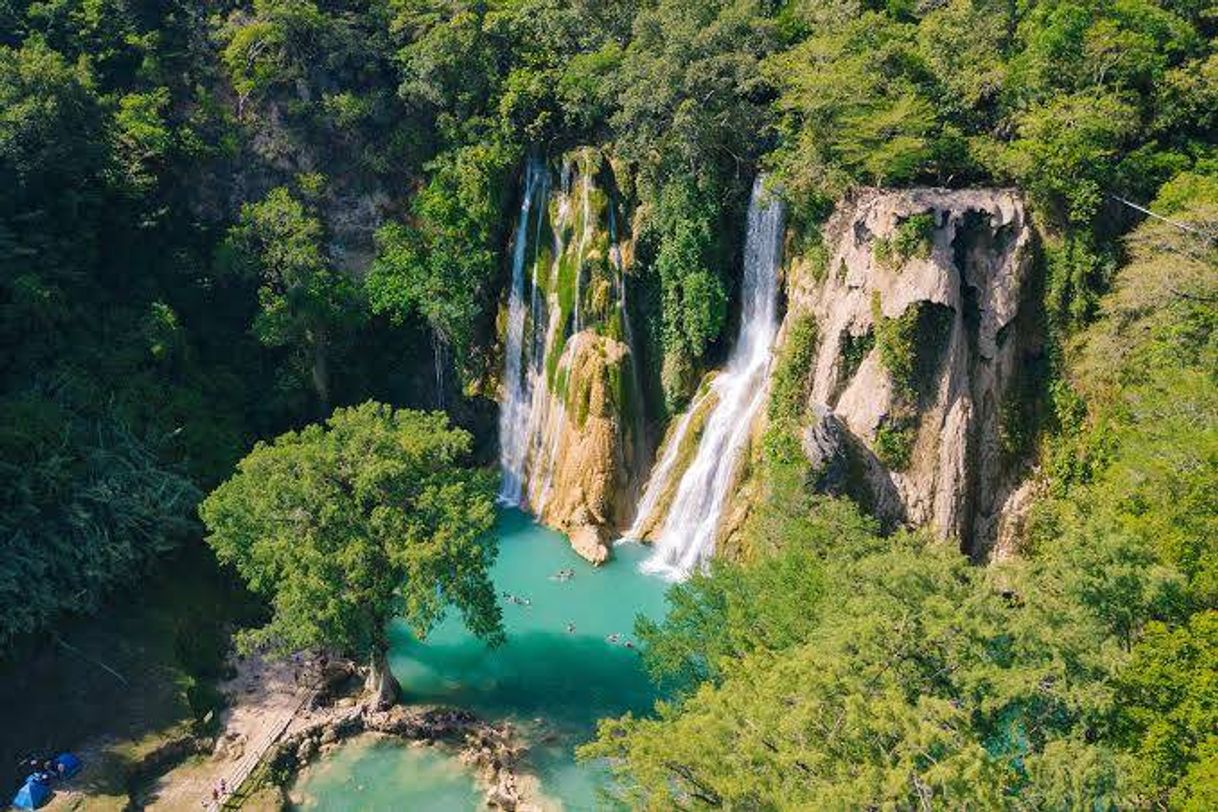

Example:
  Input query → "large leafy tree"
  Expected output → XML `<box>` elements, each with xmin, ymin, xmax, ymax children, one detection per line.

<box><xmin>222</xmin><ymin>184</ymin><xmax>365</xmax><ymax>411</ymax></box>
<box><xmin>365</xmin><ymin>142</ymin><xmax>515</xmax><ymax>386</ymax></box>
<box><xmin>199</xmin><ymin>401</ymin><xmax>502</xmax><ymax>705</ymax></box>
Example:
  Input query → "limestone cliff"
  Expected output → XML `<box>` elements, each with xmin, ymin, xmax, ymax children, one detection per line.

<box><xmin>498</xmin><ymin>149</ymin><xmax>646</xmax><ymax>563</ymax></box>
<box><xmin>533</xmin><ymin>333</ymin><xmax>642</xmax><ymax>563</ymax></box>
<box><xmin>779</xmin><ymin>188</ymin><xmax>1039</xmax><ymax>558</ymax></box>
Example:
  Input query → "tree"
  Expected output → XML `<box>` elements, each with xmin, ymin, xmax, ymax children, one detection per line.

<box><xmin>221</xmin><ymin>184</ymin><xmax>364</xmax><ymax>410</ymax></box>
<box><xmin>199</xmin><ymin>402</ymin><xmax>502</xmax><ymax>706</ymax></box>
<box><xmin>365</xmin><ymin>142</ymin><xmax>515</xmax><ymax>384</ymax></box>
<box><xmin>0</xmin><ymin>394</ymin><xmax>200</xmax><ymax>647</ymax></box>
<box><xmin>1115</xmin><ymin>611</ymin><xmax>1218</xmax><ymax>807</ymax></box>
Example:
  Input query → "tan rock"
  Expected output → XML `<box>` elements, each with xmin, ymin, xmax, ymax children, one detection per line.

<box><xmin>567</xmin><ymin>524</ymin><xmax>610</xmax><ymax>565</ymax></box>
<box><xmin>528</xmin><ymin>332</ymin><xmax>642</xmax><ymax>563</ymax></box>
<box><xmin>778</xmin><ymin>187</ymin><xmax>1039</xmax><ymax>558</ymax></box>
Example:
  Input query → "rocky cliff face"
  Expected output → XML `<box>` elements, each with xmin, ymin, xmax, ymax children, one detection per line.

<box><xmin>533</xmin><ymin>332</ymin><xmax>642</xmax><ymax>562</ymax></box>
<box><xmin>498</xmin><ymin>150</ymin><xmax>646</xmax><ymax>563</ymax></box>
<box><xmin>780</xmin><ymin>188</ymin><xmax>1039</xmax><ymax>558</ymax></box>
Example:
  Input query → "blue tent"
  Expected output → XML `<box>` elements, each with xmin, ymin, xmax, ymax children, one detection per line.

<box><xmin>11</xmin><ymin>776</ymin><xmax>51</xmax><ymax>810</ymax></box>
<box><xmin>52</xmin><ymin>753</ymin><xmax>81</xmax><ymax>779</ymax></box>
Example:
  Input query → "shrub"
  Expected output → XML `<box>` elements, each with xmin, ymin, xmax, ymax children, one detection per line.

<box><xmin>892</xmin><ymin>212</ymin><xmax>936</xmax><ymax>260</ymax></box>
<box><xmin>873</xmin><ymin>212</ymin><xmax>937</xmax><ymax>269</ymax></box>
<box><xmin>874</xmin><ymin>417</ymin><xmax>916</xmax><ymax>470</ymax></box>
<box><xmin>872</xmin><ymin>293</ymin><xmax>953</xmax><ymax>400</ymax></box>
<box><xmin>839</xmin><ymin>329</ymin><xmax>875</xmax><ymax>387</ymax></box>
<box><xmin>769</xmin><ymin>315</ymin><xmax>819</xmax><ymax>426</ymax></box>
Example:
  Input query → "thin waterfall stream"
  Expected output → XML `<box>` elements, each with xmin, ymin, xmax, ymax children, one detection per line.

<box><xmin>497</xmin><ymin>159</ymin><xmax>545</xmax><ymax>505</ymax></box>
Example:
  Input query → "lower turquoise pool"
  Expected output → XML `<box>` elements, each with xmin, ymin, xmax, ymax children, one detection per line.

<box><xmin>292</xmin><ymin>508</ymin><xmax>668</xmax><ymax>809</ymax></box>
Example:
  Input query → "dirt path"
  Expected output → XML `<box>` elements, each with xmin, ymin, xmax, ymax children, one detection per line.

<box><xmin>140</xmin><ymin>656</ymin><xmax>310</xmax><ymax>811</ymax></box>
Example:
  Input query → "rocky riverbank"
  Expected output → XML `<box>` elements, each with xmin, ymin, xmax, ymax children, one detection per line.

<box><xmin>273</xmin><ymin>703</ymin><xmax>541</xmax><ymax>810</ymax></box>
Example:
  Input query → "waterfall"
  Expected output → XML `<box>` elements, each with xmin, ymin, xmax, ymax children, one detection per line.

<box><xmin>624</xmin><ymin>386</ymin><xmax>709</xmax><ymax>538</ymax></box>
<box><xmin>432</xmin><ymin>331</ymin><xmax>446</xmax><ymax>409</ymax></box>
<box><xmin>637</xmin><ymin>178</ymin><xmax>785</xmax><ymax>580</ymax></box>
<box><xmin>499</xmin><ymin>156</ymin><xmax>583</xmax><ymax>512</ymax></box>
<box><xmin>499</xmin><ymin>153</ymin><xmax>644</xmax><ymax>534</ymax></box>
<box><xmin>498</xmin><ymin>159</ymin><xmax>545</xmax><ymax>504</ymax></box>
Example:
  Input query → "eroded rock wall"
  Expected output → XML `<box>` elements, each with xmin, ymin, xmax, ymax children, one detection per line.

<box><xmin>531</xmin><ymin>332</ymin><xmax>643</xmax><ymax>562</ymax></box>
<box><xmin>781</xmin><ymin>188</ymin><xmax>1039</xmax><ymax>558</ymax></box>
<box><xmin>499</xmin><ymin>149</ymin><xmax>646</xmax><ymax>562</ymax></box>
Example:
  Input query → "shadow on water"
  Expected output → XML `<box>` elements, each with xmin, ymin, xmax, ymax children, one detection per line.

<box><xmin>393</xmin><ymin>629</ymin><xmax>656</xmax><ymax>729</ymax></box>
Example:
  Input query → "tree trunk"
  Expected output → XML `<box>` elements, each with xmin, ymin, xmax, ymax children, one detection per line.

<box><xmin>365</xmin><ymin>646</ymin><xmax>400</xmax><ymax>710</ymax></box>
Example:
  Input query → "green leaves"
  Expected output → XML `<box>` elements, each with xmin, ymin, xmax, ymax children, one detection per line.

<box><xmin>366</xmin><ymin>140</ymin><xmax>516</xmax><ymax>382</ymax></box>
<box><xmin>199</xmin><ymin>402</ymin><xmax>502</xmax><ymax>659</ymax></box>
<box><xmin>767</xmin><ymin>12</ymin><xmax>949</xmax><ymax>201</ymax></box>
<box><xmin>0</xmin><ymin>395</ymin><xmax>200</xmax><ymax>647</ymax></box>
<box><xmin>222</xmin><ymin>185</ymin><xmax>365</xmax><ymax>405</ymax></box>
<box><xmin>1116</xmin><ymin>612</ymin><xmax>1218</xmax><ymax>803</ymax></box>
<box><xmin>220</xmin><ymin>0</ymin><xmax>329</xmax><ymax>105</ymax></box>
<box><xmin>111</xmin><ymin>87</ymin><xmax>172</xmax><ymax>194</ymax></box>
<box><xmin>1006</xmin><ymin>90</ymin><xmax>1140</xmax><ymax>224</ymax></box>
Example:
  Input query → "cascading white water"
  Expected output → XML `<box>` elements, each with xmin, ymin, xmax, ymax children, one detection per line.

<box><xmin>499</xmin><ymin>153</ymin><xmax>645</xmax><ymax>526</ymax></box>
<box><xmin>499</xmin><ymin>157</ymin><xmax>587</xmax><ymax>513</ymax></box>
<box><xmin>498</xmin><ymin>159</ymin><xmax>545</xmax><ymax>504</ymax></box>
<box><xmin>623</xmin><ymin>386</ymin><xmax>709</xmax><ymax>538</ymax></box>
<box><xmin>637</xmin><ymin>177</ymin><xmax>785</xmax><ymax>580</ymax></box>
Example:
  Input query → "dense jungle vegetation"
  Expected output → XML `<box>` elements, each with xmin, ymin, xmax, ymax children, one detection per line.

<box><xmin>1</xmin><ymin>0</ymin><xmax>1215</xmax><ymax>807</ymax></box>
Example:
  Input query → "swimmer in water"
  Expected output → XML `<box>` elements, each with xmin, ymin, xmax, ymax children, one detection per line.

<box><xmin>565</xmin><ymin>622</ymin><xmax>576</xmax><ymax>633</ymax></box>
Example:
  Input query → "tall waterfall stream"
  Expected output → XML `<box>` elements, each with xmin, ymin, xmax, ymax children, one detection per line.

<box><xmin>632</xmin><ymin>178</ymin><xmax>785</xmax><ymax>579</ymax></box>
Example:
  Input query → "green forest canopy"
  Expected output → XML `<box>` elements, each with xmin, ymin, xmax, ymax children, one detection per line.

<box><xmin>199</xmin><ymin>402</ymin><xmax>502</xmax><ymax>705</ymax></box>
<box><xmin>1</xmin><ymin>0</ymin><xmax>1215</xmax><ymax>806</ymax></box>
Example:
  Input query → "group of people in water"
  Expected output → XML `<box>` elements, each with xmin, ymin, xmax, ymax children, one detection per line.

<box><xmin>604</xmin><ymin>633</ymin><xmax>636</xmax><ymax>649</ymax></box>
<box><xmin>500</xmin><ymin>567</ymin><xmax>573</xmax><ymax>606</ymax></box>
<box><xmin>501</xmin><ymin>572</ymin><xmax>637</xmax><ymax>649</ymax></box>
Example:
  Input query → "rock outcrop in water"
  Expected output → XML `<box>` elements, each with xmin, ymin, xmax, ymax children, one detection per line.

<box><xmin>276</xmin><ymin>704</ymin><xmax>535</xmax><ymax>810</ymax></box>
<box><xmin>533</xmin><ymin>332</ymin><xmax>640</xmax><ymax>563</ymax></box>
<box><xmin>779</xmin><ymin>187</ymin><xmax>1039</xmax><ymax>558</ymax></box>
<box><xmin>498</xmin><ymin>150</ymin><xmax>645</xmax><ymax>563</ymax></box>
